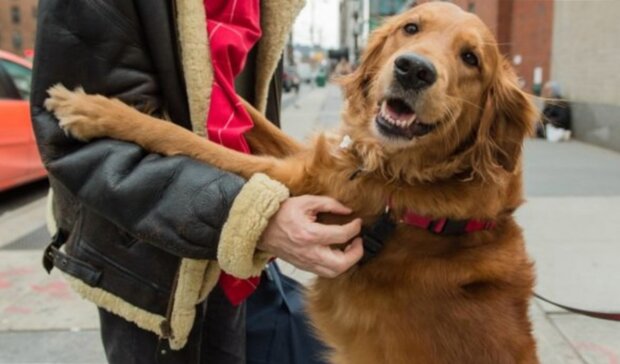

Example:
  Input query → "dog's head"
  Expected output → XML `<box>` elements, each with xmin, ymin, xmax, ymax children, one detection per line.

<box><xmin>341</xmin><ymin>2</ymin><xmax>537</xmax><ymax>182</ymax></box>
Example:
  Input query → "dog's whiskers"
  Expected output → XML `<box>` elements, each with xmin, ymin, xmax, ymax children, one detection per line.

<box><xmin>439</xmin><ymin>100</ymin><xmax>462</xmax><ymax>155</ymax></box>
<box><xmin>446</xmin><ymin>94</ymin><xmax>484</xmax><ymax>111</ymax></box>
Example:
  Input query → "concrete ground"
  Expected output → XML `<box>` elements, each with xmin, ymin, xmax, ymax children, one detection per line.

<box><xmin>1</xmin><ymin>83</ymin><xmax>619</xmax><ymax>363</ymax></box>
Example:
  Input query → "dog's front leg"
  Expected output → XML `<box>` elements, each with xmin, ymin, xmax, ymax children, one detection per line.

<box><xmin>241</xmin><ymin>98</ymin><xmax>304</xmax><ymax>158</ymax></box>
<box><xmin>44</xmin><ymin>85</ymin><xmax>303</xmax><ymax>184</ymax></box>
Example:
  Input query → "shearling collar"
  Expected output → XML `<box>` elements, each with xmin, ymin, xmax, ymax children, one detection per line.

<box><xmin>175</xmin><ymin>0</ymin><xmax>305</xmax><ymax>135</ymax></box>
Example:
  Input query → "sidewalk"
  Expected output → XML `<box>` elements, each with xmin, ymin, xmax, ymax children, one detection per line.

<box><xmin>520</xmin><ymin>140</ymin><xmax>620</xmax><ymax>363</ymax></box>
<box><xmin>1</xmin><ymin>83</ymin><xmax>619</xmax><ymax>363</ymax></box>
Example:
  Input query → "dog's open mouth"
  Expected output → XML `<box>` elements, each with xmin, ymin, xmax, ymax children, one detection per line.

<box><xmin>375</xmin><ymin>98</ymin><xmax>436</xmax><ymax>139</ymax></box>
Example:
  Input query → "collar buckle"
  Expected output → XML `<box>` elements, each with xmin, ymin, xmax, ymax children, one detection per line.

<box><xmin>360</xmin><ymin>210</ymin><xmax>396</xmax><ymax>264</ymax></box>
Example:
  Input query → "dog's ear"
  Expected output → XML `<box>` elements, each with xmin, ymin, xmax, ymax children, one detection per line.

<box><xmin>339</xmin><ymin>26</ymin><xmax>389</xmax><ymax>113</ymax></box>
<box><xmin>474</xmin><ymin>60</ymin><xmax>538</xmax><ymax>178</ymax></box>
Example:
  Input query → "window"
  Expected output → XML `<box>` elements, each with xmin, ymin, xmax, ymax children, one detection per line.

<box><xmin>0</xmin><ymin>60</ymin><xmax>32</xmax><ymax>100</ymax></box>
<box><xmin>0</xmin><ymin>66</ymin><xmax>17</xmax><ymax>99</ymax></box>
<box><xmin>11</xmin><ymin>6</ymin><xmax>21</xmax><ymax>24</ymax></box>
<box><xmin>12</xmin><ymin>31</ymin><xmax>23</xmax><ymax>52</ymax></box>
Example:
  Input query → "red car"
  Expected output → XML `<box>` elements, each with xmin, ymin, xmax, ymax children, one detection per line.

<box><xmin>0</xmin><ymin>50</ymin><xmax>47</xmax><ymax>192</ymax></box>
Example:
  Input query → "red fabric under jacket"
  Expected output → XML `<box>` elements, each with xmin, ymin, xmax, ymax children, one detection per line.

<box><xmin>204</xmin><ymin>0</ymin><xmax>262</xmax><ymax>305</ymax></box>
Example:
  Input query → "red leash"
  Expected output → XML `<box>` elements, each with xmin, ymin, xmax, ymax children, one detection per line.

<box><xmin>534</xmin><ymin>293</ymin><xmax>620</xmax><ymax>321</ymax></box>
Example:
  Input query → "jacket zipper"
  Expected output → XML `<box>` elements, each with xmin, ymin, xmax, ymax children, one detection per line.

<box><xmin>160</xmin><ymin>264</ymin><xmax>181</xmax><ymax>339</ymax></box>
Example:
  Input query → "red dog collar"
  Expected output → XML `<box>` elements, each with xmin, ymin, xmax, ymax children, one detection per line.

<box><xmin>360</xmin><ymin>207</ymin><xmax>496</xmax><ymax>264</ymax></box>
<box><xmin>400</xmin><ymin>209</ymin><xmax>496</xmax><ymax>235</ymax></box>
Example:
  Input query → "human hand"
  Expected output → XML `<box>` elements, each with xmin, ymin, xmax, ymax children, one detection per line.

<box><xmin>258</xmin><ymin>195</ymin><xmax>363</xmax><ymax>278</ymax></box>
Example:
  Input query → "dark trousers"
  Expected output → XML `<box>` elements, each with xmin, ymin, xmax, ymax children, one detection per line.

<box><xmin>99</xmin><ymin>284</ymin><xmax>246</xmax><ymax>364</ymax></box>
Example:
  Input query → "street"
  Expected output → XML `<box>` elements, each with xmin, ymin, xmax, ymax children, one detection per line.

<box><xmin>1</xmin><ymin>83</ymin><xmax>619</xmax><ymax>363</ymax></box>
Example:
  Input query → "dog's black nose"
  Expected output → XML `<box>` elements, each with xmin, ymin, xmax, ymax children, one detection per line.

<box><xmin>394</xmin><ymin>53</ymin><xmax>437</xmax><ymax>90</ymax></box>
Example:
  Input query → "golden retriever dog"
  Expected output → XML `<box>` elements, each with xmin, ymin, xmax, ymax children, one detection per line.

<box><xmin>45</xmin><ymin>2</ymin><xmax>539</xmax><ymax>363</ymax></box>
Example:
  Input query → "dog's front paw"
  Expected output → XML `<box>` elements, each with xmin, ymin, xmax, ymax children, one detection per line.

<box><xmin>44</xmin><ymin>84</ymin><xmax>116</xmax><ymax>142</ymax></box>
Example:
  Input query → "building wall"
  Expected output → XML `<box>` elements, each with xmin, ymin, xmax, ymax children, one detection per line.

<box><xmin>551</xmin><ymin>0</ymin><xmax>620</xmax><ymax>151</ymax></box>
<box><xmin>495</xmin><ymin>0</ymin><xmax>513</xmax><ymax>56</ymax></box>
<box><xmin>340</xmin><ymin>0</ymin><xmax>349</xmax><ymax>51</ymax></box>
<box><xmin>0</xmin><ymin>0</ymin><xmax>38</xmax><ymax>56</ymax></box>
<box><xmin>339</xmin><ymin>0</ymin><xmax>357</xmax><ymax>61</ymax></box>
<box><xmin>509</xmin><ymin>0</ymin><xmax>553</xmax><ymax>94</ymax></box>
<box><xmin>340</xmin><ymin>0</ymin><xmax>370</xmax><ymax>62</ymax></box>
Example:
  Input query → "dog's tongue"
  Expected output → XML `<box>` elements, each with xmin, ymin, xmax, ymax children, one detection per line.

<box><xmin>385</xmin><ymin>101</ymin><xmax>415</xmax><ymax>123</ymax></box>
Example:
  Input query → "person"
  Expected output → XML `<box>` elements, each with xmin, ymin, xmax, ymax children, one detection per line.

<box><xmin>31</xmin><ymin>1</ymin><xmax>363</xmax><ymax>363</ymax></box>
<box><xmin>333</xmin><ymin>57</ymin><xmax>353</xmax><ymax>77</ymax></box>
<box><xmin>536</xmin><ymin>81</ymin><xmax>572</xmax><ymax>141</ymax></box>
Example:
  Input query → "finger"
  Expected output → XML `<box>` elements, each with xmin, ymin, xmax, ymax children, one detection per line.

<box><xmin>344</xmin><ymin>237</ymin><xmax>362</xmax><ymax>252</ymax></box>
<box><xmin>316</xmin><ymin>237</ymin><xmax>364</xmax><ymax>276</ymax></box>
<box><xmin>302</xmin><ymin>195</ymin><xmax>353</xmax><ymax>215</ymax></box>
<box><xmin>342</xmin><ymin>237</ymin><xmax>364</xmax><ymax>265</ymax></box>
<box><xmin>308</xmin><ymin>218</ymin><xmax>362</xmax><ymax>245</ymax></box>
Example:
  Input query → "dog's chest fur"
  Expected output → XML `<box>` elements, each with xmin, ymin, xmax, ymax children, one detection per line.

<box><xmin>307</xmin><ymin>224</ymin><xmax>535</xmax><ymax>364</ymax></box>
<box><xmin>300</xmin><ymin>138</ymin><xmax>536</xmax><ymax>364</ymax></box>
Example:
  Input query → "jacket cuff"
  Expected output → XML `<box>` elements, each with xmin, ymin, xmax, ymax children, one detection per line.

<box><xmin>217</xmin><ymin>173</ymin><xmax>289</xmax><ymax>278</ymax></box>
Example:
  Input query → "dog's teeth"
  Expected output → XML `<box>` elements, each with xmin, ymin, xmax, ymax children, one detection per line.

<box><xmin>379</xmin><ymin>101</ymin><xmax>419</xmax><ymax>129</ymax></box>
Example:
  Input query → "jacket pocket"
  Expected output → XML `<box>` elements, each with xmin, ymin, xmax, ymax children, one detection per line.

<box><xmin>47</xmin><ymin>210</ymin><xmax>103</xmax><ymax>287</ymax></box>
<box><xmin>51</xmin><ymin>246</ymin><xmax>102</xmax><ymax>286</ymax></box>
<box><xmin>81</xmin><ymin>241</ymin><xmax>169</xmax><ymax>295</ymax></box>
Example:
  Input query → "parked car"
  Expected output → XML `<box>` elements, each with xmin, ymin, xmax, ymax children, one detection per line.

<box><xmin>282</xmin><ymin>66</ymin><xmax>300</xmax><ymax>93</ymax></box>
<box><xmin>0</xmin><ymin>50</ymin><xmax>47</xmax><ymax>192</ymax></box>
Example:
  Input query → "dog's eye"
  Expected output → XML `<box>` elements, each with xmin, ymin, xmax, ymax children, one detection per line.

<box><xmin>403</xmin><ymin>23</ymin><xmax>419</xmax><ymax>35</ymax></box>
<box><xmin>461</xmin><ymin>51</ymin><xmax>479</xmax><ymax>67</ymax></box>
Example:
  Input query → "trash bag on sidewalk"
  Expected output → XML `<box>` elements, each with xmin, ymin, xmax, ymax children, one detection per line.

<box><xmin>545</xmin><ymin>124</ymin><xmax>571</xmax><ymax>142</ymax></box>
<box><xmin>246</xmin><ymin>262</ymin><xmax>329</xmax><ymax>364</ymax></box>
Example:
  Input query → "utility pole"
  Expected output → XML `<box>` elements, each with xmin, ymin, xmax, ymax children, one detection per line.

<box><xmin>310</xmin><ymin>0</ymin><xmax>315</xmax><ymax>46</ymax></box>
<box><xmin>287</xmin><ymin>32</ymin><xmax>295</xmax><ymax>66</ymax></box>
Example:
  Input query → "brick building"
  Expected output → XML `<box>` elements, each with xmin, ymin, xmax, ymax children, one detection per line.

<box><xmin>0</xmin><ymin>0</ymin><xmax>38</xmax><ymax>57</ymax></box>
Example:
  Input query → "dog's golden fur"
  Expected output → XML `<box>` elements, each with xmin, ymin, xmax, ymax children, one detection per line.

<box><xmin>45</xmin><ymin>3</ymin><xmax>539</xmax><ymax>363</ymax></box>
